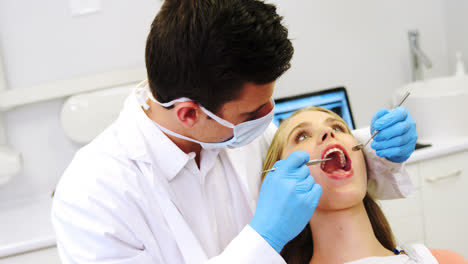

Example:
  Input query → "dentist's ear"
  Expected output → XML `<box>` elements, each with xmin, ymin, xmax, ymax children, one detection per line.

<box><xmin>175</xmin><ymin>102</ymin><xmax>201</xmax><ymax>128</ymax></box>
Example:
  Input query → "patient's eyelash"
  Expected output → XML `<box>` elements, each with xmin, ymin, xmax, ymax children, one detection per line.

<box><xmin>294</xmin><ymin>129</ymin><xmax>310</xmax><ymax>143</ymax></box>
<box><xmin>332</xmin><ymin>122</ymin><xmax>347</xmax><ymax>133</ymax></box>
<box><xmin>293</xmin><ymin>122</ymin><xmax>346</xmax><ymax>143</ymax></box>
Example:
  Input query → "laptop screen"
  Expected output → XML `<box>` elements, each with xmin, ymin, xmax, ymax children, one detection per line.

<box><xmin>273</xmin><ymin>87</ymin><xmax>355</xmax><ymax>130</ymax></box>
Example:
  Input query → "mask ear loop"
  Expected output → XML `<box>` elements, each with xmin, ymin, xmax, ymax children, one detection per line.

<box><xmin>151</xmin><ymin>96</ymin><xmax>194</xmax><ymax>108</ymax></box>
<box><xmin>137</xmin><ymin>84</ymin><xmax>192</xmax><ymax>110</ymax></box>
<box><xmin>144</xmin><ymin>84</ymin><xmax>236</xmax><ymax>129</ymax></box>
<box><xmin>197</xmin><ymin>105</ymin><xmax>235</xmax><ymax>128</ymax></box>
<box><xmin>135</xmin><ymin>87</ymin><xmax>151</xmax><ymax>110</ymax></box>
<box><xmin>142</xmin><ymin>84</ymin><xmax>273</xmax><ymax>130</ymax></box>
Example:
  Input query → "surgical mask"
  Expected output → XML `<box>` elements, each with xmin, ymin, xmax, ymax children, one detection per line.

<box><xmin>136</xmin><ymin>85</ymin><xmax>275</xmax><ymax>149</ymax></box>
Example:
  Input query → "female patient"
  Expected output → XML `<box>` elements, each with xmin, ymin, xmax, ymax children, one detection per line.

<box><xmin>261</xmin><ymin>106</ymin><xmax>466</xmax><ymax>264</ymax></box>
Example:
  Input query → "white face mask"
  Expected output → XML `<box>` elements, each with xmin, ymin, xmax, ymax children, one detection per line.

<box><xmin>136</xmin><ymin>85</ymin><xmax>275</xmax><ymax>149</ymax></box>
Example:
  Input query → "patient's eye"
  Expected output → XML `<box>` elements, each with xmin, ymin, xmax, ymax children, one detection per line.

<box><xmin>332</xmin><ymin>122</ymin><xmax>346</xmax><ymax>133</ymax></box>
<box><xmin>295</xmin><ymin>130</ymin><xmax>310</xmax><ymax>143</ymax></box>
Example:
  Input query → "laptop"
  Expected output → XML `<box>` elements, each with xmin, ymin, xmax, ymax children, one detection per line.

<box><xmin>273</xmin><ymin>87</ymin><xmax>355</xmax><ymax>130</ymax></box>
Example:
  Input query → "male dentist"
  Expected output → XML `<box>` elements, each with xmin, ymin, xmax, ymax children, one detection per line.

<box><xmin>51</xmin><ymin>0</ymin><xmax>417</xmax><ymax>263</ymax></box>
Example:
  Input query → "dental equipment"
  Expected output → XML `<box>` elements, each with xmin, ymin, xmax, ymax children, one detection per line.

<box><xmin>352</xmin><ymin>91</ymin><xmax>411</xmax><ymax>151</ymax></box>
<box><xmin>260</xmin><ymin>158</ymin><xmax>332</xmax><ymax>174</ymax></box>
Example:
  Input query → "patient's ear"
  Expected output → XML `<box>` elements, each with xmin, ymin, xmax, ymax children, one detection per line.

<box><xmin>174</xmin><ymin>102</ymin><xmax>200</xmax><ymax>128</ymax></box>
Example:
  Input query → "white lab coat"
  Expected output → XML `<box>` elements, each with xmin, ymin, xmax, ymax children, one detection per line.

<box><xmin>51</xmin><ymin>81</ymin><xmax>413</xmax><ymax>264</ymax></box>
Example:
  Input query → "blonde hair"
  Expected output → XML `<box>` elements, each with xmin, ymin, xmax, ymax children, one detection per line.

<box><xmin>261</xmin><ymin>106</ymin><xmax>396</xmax><ymax>263</ymax></box>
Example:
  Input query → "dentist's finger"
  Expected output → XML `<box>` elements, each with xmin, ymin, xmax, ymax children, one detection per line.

<box><xmin>375</xmin><ymin>138</ymin><xmax>417</xmax><ymax>162</ymax></box>
<box><xmin>373</xmin><ymin>107</ymin><xmax>408</xmax><ymax>131</ymax></box>
<box><xmin>371</xmin><ymin>108</ymin><xmax>390</xmax><ymax>134</ymax></box>
<box><xmin>283</xmin><ymin>151</ymin><xmax>310</xmax><ymax>169</ymax></box>
<box><xmin>304</xmin><ymin>184</ymin><xmax>322</xmax><ymax>210</ymax></box>
<box><xmin>373</xmin><ymin>120</ymin><xmax>412</xmax><ymax>141</ymax></box>
<box><xmin>371</xmin><ymin>133</ymin><xmax>414</xmax><ymax>151</ymax></box>
<box><xmin>296</xmin><ymin>175</ymin><xmax>315</xmax><ymax>193</ymax></box>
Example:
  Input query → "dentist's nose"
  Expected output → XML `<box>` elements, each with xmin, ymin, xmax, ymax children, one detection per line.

<box><xmin>317</xmin><ymin>127</ymin><xmax>335</xmax><ymax>144</ymax></box>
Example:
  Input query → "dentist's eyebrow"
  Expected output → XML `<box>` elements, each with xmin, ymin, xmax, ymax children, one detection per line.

<box><xmin>287</xmin><ymin>121</ymin><xmax>313</xmax><ymax>141</ymax></box>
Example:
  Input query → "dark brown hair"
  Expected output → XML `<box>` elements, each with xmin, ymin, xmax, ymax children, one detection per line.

<box><xmin>261</xmin><ymin>107</ymin><xmax>396</xmax><ymax>264</ymax></box>
<box><xmin>145</xmin><ymin>0</ymin><xmax>294</xmax><ymax>113</ymax></box>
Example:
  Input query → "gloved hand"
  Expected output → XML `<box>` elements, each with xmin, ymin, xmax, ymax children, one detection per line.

<box><xmin>249</xmin><ymin>151</ymin><xmax>322</xmax><ymax>253</ymax></box>
<box><xmin>370</xmin><ymin>106</ymin><xmax>417</xmax><ymax>163</ymax></box>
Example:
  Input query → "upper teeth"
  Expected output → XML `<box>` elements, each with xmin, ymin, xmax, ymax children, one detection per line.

<box><xmin>321</xmin><ymin>147</ymin><xmax>346</xmax><ymax>169</ymax></box>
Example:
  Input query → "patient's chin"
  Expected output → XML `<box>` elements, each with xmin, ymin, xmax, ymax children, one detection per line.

<box><xmin>315</xmin><ymin>188</ymin><xmax>366</xmax><ymax>212</ymax></box>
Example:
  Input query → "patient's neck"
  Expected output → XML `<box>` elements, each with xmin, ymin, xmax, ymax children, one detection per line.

<box><xmin>309</xmin><ymin>202</ymin><xmax>393</xmax><ymax>264</ymax></box>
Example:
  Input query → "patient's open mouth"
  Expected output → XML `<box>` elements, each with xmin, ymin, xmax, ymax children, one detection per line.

<box><xmin>320</xmin><ymin>144</ymin><xmax>352</xmax><ymax>178</ymax></box>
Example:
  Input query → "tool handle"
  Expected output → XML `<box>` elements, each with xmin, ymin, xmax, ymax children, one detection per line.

<box><xmin>395</xmin><ymin>91</ymin><xmax>411</xmax><ymax>107</ymax></box>
<box><xmin>305</xmin><ymin>158</ymin><xmax>331</xmax><ymax>166</ymax></box>
<box><xmin>261</xmin><ymin>159</ymin><xmax>330</xmax><ymax>174</ymax></box>
<box><xmin>365</xmin><ymin>130</ymin><xmax>379</xmax><ymax>145</ymax></box>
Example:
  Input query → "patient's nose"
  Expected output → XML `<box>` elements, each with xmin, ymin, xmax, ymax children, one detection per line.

<box><xmin>317</xmin><ymin>127</ymin><xmax>335</xmax><ymax>144</ymax></box>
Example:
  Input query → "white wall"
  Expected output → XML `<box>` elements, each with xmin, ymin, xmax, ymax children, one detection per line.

<box><xmin>444</xmin><ymin>0</ymin><xmax>468</xmax><ymax>74</ymax></box>
<box><xmin>271</xmin><ymin>0</ymin><xmax>449</xmax><ymax>125</ymax></box>
<box><xmin>0</xmin><ymin>1</ymin><xmax>451</xmax><ymax>207</ymax></box>
<box><xmin>0</xmin><ymin>0</ymin><xmax>161</xmax><ymax>203</ymax></box>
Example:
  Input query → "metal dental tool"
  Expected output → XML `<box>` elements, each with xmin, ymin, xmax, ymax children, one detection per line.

<box><xmin>352</xmin><ymin>90</ymin><xmax>411</xmax><ymax>151</ymax></box>
<box><xmin>260</xmin><ymin>158</ymin><xmax>332</xmax><ymax>174</ymax></box>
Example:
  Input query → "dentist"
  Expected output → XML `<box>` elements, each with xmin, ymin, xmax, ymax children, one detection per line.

<box><xmin>51</xmin><ymin>0</ymin><xmax>417</xmax><ymax>263</ymax></box>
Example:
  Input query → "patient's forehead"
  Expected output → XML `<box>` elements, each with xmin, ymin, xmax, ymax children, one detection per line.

<box><xmin>280</xmin><ymin>111</ymin><xmax>323</xmax><ymax>140</ymax></box>
<box><xmin>284</xmin><ymin>110</ymin><xmax>330</xmax><ymax>131</ymax></box>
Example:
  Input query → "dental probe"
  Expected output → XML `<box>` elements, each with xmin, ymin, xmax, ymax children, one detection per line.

<box><xmin>260</xmin><ymin>158</ymin><xmax>332</xmax><ymax>174</ymax></box>
<box><xmin>352</xmin><ymin>90</ymin><xmax>411</xmax><ymax>151</ymax></box>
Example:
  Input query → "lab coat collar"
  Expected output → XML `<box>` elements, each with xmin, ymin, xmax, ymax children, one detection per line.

<box><xmin>113</xmin><ymin>89</ymin><xmax>149</xmax><ymax>163</ymax></box>
<box><xmin>116</xmin><ymin>80</ymin><xmax>194</xmax><ymax>181</ymax></box>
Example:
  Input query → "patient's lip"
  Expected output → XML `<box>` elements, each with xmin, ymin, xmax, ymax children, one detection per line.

<box><xmin>321</xmin><ymin>143</ymin><xmax>348</xmax><ymax>160</ymax></box>
<box><xmin>320</xmin><ymin>143</ymin><xmax>353</xmax><ymax>180</ymax></box>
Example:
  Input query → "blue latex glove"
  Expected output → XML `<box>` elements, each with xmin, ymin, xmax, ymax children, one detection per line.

<box><xmin>370</xmin><ymin>106</ymin><xmax>418</xmax><ymax>162</ymax></box>
<box><xmin>250</xmin><ymin>151</ymin><xmax>322</xmax><ymax>253</ymax></box>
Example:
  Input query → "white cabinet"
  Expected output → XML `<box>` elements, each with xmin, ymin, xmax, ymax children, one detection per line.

<box><xmin>379</xmin><ymin>163</ymin><xmax>425</xmax><ymax>245</ymax></box>
<box><xmin>420</xmin><ymin>150</ymin><xmax>468</xmax><ymax>259</ymax></box>
<box><xmin>379</xmin><ymin>150</ymin><xmax>468</xmax><ymax>259</ymax></box>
